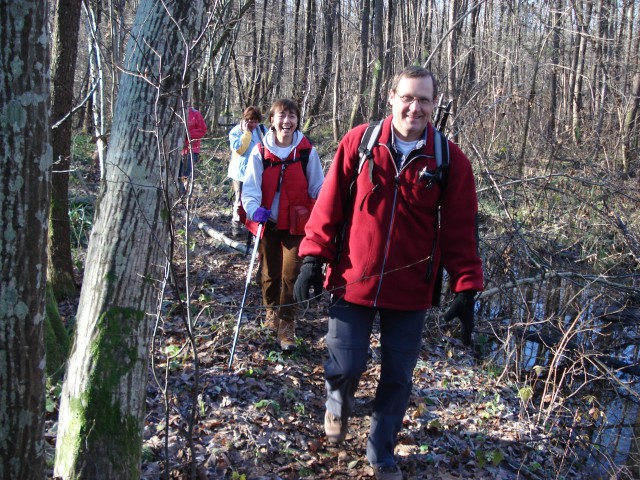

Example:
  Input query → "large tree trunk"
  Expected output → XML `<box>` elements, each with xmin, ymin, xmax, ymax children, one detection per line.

<box><xmin>49</xmin><ymin>0</ymin><xmax>83</xmax><ymax>300</ymax></box>
<box><xmin>0</xmin><ymin>0</ymin><xmax>51</xmax><ymax>478</ymax></box>
<box><xmin>54</xmin><ymin>0</ymin><xmax>204</xmax><ymax>477</ymax></box>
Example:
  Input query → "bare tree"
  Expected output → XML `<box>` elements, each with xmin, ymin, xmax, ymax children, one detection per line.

<box><xmin>300</xmin><ymin>0</ymin><xmax>317</xmax><ymax>116</ymax></box>
<box><xmin>348</xmin><ymin>0</ymin><xmax>370</xmax><ymax>128</ymax></box>
<box><xmin>367</xmin><ymin>0</ymin><xmax>384</xmax><ymax>120</ymax></box>
<box><xmin>570</xmin><ymin>0</ymin><xmax>594</xmax><ymax>143</ymax></box>
<box><xmin>305</xmin><ymin>0</ymin><xmax>339</xmax><ymax>129</ymax></box>
<box><xmin>0</xmin><ymin>0</ymin><xmax>51</xmax><ymax>478</ymax></box>
<box><xmin>547</xmin><ymin>0</ymin><xmax>562</xmax><ymax>141</ymax></box>
<box><xmin>622</xmin><ymin>71</ymin><xmax>640</xmax><ymax>173</ymax></box>
<box><xmin>54</xmin><ymin>0</ymin><xmax>205</xmax><ymax>477</ymax></box>
<box><xmin>49</xmin><ymin>0</ymin><xmax>83</xmax><ymax>300</ymax></box>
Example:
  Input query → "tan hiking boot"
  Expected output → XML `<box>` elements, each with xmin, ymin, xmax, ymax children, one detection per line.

<box><xmin>263</xmin><ymin>310</ymin><xmax>279</xmax><ymax>332</ymax></box>
<box><xmin>373</xmin><ymin>465</ymin><xmax>403</xmax><ymax>480</ymax></box>
<box><xmin>277</xmin><ymin>320</ymin><xmax>297</xmax><ymax>351</ymax></box>
<box><xmin>324</xmin><ymin>410</ymin><xmax>348</xmax><ymax>444</ymax></box>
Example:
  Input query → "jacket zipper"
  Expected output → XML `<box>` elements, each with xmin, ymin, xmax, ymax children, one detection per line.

<box><xmin>372</xmin><ymin>147</ymin><xmax>434</xmax><ymax>306</ymax></box>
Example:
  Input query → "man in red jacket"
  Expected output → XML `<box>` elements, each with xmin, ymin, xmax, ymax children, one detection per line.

<box><xmin>294</xmin><ymin>66</ymin><xmax>483</xmax><ymax>480</ymax></box>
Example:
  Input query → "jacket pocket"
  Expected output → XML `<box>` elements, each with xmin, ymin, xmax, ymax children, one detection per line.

<box><xmin>289</xmin><ymin>205</ymin><xmax>310</xmax><ymax>235</ymax></box>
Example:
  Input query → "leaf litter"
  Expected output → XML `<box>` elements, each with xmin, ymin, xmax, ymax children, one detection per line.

<box><xmin>135</xmin><ymin>192</ymin><xmax>594</xmax><ymax>479</ymax></box>
<box><xmin>47</xmin><ymin>186</ymin><xmax>597</xmax><ymax>479</ymax></box>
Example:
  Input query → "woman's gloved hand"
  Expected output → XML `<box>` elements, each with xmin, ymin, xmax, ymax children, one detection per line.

<box><xmin>253</xmin><ymin>207</ymin><xmax>271</xmax><ymax>223</ymax></box>
<box><xmin>443</xmin><ymin>291</ymin><xmax>476</xmax><ymax>346</ymax></box>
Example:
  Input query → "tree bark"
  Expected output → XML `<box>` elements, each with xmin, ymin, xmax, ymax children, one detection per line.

<box><xmin>305</xmin><ymin>0</ymin><xmax>338</xmax><ymax>129</ymax></box>
<box><xmin>622</xmin><ymin>71</ymin><xmax>640</xmax><ymax>173</ymax></box>
<box><xmin>367</xmin><ymin>0</ymin><xmax>384</xmax><ymax>120</ymax></box>
<box><xmin>349</xmin><ymin>0</ymin><xmax>370</xmax><ymax>129</ymax></box>
<box><xmin>332</xmin><ymin>0</ymin><xmax>342</xmax><ymax>142</ymax></box>
<box><xmin>49</xmin><ymin>0</ymin><xmax>83</xmax><ymax>300</ymax></box>
<box><xmin>547</xmin><ymin>0</ymin><xmax>562</xmax><ymax>141</ymax></box>
<box><xmin>571</xmin><ymin>0</ymin><xmax>593</xmax><ymax>144</ymax></box>
<box><xmin>300</xmin><ymin>0</ymin><xmax>317</xmax><ymax>117</ymax></box>
<box><xmin>291</xmin><ymin>0</ymin><xmax>302</xmax><ymax>101</ymax></box>
<box><xmin>54</xmin><ymin>0</ymin><xmax>204</xmax><ymax>477</ymax></box>
<box><xmin>0</xmin><ymin>0</ymin><xmax>51</xmax><ymax>478</ymax></box>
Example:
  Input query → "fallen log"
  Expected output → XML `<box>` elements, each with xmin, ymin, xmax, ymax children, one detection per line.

<box><xmin>196</xmin><ymin>216</ymin><xmax>252</xmax><ymax>255</ymax></box>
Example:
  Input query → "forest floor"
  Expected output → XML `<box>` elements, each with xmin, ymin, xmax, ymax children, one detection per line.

<box><xmin>47</xmin><ymin>140</ymin><xmax>610</xmax><ymax>480</ymax></box>
<box><xmin>134</xmin><ymin>184</ymin><xmax>591</xmax><ymax>480</ymax></box>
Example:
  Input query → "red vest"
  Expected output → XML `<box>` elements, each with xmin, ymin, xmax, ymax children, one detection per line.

<box><xmin>245</xmin><ymin>137</ymin><xmax>315</xmax><ymax>236</ymax></box>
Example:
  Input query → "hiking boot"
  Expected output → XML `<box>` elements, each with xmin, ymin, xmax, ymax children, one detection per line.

<box><xmin>277</xmin><ymin>320</ymin><xmax>296</xmax><ymax>351</ymax></box>
<box><xmin>374</xmin><ymin>465</ymin><xmax>403</xmax><ymax>480</ymax></box>
<box><xmin>324</xmin><ymin>410</ymin><xmax>348</xmax><ymax>444</ymax></box>
<box><xmin>263</xmin><ymin>310</ymin><xmax>279</xmax><ymax>332</ymax></box>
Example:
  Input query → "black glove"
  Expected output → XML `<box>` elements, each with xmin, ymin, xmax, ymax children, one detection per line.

<box><xmin>294</xmin><ymin>256</ymin><xmax>325</xmax><ymax>302</ymax></box>
<box><xmin>443</xmin><ymin>291</ymin><xmax>476</xmax><ymax>346</ymax></box>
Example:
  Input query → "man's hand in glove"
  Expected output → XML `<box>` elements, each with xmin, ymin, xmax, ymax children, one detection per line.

<box><xmin>294</xmin><ymin>256</ymin><xmax>325</xmax><ymax>302</ymax></box>
<box><xmin>443</xmin><ymin>291</ymin><xmax>476</xmax><ymax>346</ymax></box>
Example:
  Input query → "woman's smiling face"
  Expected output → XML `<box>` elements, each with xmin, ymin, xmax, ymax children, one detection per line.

<box><xmin>271</xmin><ymin>108</ymin><xmax>298</xmax><ymax>146</ymax></box>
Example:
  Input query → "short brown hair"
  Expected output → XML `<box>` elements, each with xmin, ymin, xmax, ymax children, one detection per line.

<box><xmin>243</xmin><ymin>106</ymin><xmax>262</xmax><ymax>122</ymax></box>
<box><xmin>269</xmin><ymin>99</ymin><xmax>301</xmax><ymax>131</ymax></box>
<box><xmin>390</xmin><ymin>66</ymin><xmax>438</xmax><ymax>99</ymax></box>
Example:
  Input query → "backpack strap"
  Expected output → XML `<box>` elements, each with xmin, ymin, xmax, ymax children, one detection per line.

<box><xmin>430</xmin><ymin>127</ymin><xmax>450</xmax><ymax>305</ymax></box>
<box><xmin>257</xmin><ymin>124</ymin><xmax>267</xmax><ymax>142</ymax></box>
<box><xmin>261</xmin><ymin>148</ymin><xmax>311</xmax><ymax>171</ymax></box>
<box><xmin>356</xmin><ymin>120</ymin><xmax>383</xmax><ymax>186</ymax></box>
<box><xmin>259</xmin><ymin>143</ymin><xmax>312</xmax><ymax>192</ymax></box>
<box><xmin>433</xmin><ymin>128</ymin><xmax>450</xmax><ymax>189</ymax></box>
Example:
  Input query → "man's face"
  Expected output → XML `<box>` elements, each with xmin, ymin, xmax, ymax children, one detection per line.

<box><xmin>388</xmin><ymin>75</ymin><xmax>435</xmax><ymax>142</ymax></box>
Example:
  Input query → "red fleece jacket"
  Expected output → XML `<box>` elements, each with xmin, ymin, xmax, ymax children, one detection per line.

<box><xmin>299</xmin><ymin>116</ymin><xmax>483</xmax><ymax>310</ymax></box>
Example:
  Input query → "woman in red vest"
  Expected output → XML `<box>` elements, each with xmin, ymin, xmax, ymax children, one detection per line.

<box><xmin>241</xmin><ymin>99</ymin><xmax>324</xmax><ymax>351</ymax></box>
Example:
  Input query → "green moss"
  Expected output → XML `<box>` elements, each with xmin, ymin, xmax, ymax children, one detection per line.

<box><xmin>55</xmin><ymin>307</ymin><xmax>146</xmax><ymax>477</ymax></box>
<box><xmin>103</xmin><ymin>270</ymin><xmax>118</xmax><ymax>284</ymax></box>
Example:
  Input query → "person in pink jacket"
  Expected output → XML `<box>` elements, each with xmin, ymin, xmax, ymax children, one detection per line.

<box><xmin>294</xmin><ymin>66</ymin><xmax>483</xmax><ymax>480</ymax></box>
<box><xmin>178</xmin><ymin>106</ymin><xmax>207</xmax><ymax>192</ymax></box>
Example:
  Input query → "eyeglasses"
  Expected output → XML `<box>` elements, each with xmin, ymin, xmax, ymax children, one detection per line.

<box><xmin>396</xmin><ymin>94</ymin><xmax>432</xmax><ymax>107</ymax></box>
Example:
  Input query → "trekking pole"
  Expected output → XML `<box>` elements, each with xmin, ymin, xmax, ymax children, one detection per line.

<box><xmin>228</xmin><ymin>222</ymin><xmax>263</xmax><ymax>370</ymax></box>
<box><xmin>437</xmin><ymin>99</ymin><xmax>452</xmax><ymax>133</ymax></box>
<box><xmin>433</xmin><ymin>94</ymin><xmax>445</xmax><ymax>129</ymax></box>
<box><xmin>433</xmin><ymin>95</ymin><xmax>452</xmax><ymax>133</ymax></box>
